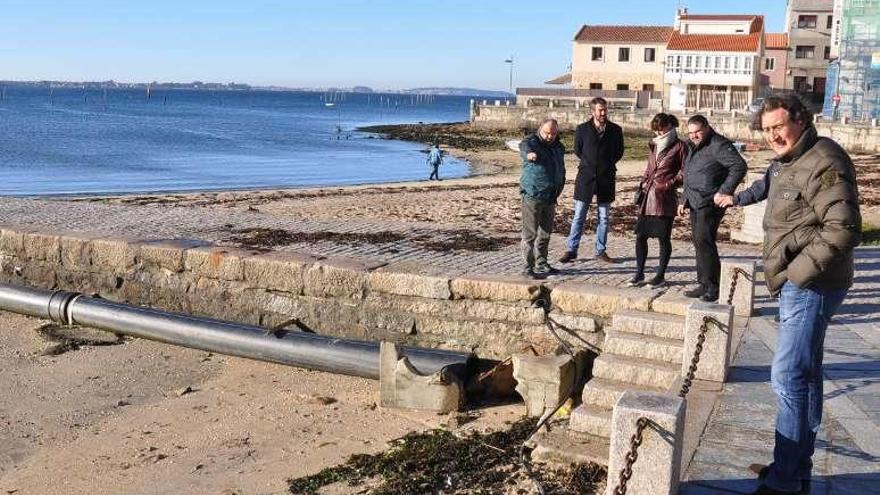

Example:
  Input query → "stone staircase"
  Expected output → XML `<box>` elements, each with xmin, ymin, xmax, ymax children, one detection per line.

<box><xmin>568</xmin><ymin>308</ymin><xmax>687</xmax><ymax>453</ymax></box>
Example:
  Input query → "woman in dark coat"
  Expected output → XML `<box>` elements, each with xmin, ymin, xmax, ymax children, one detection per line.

<box><xmin>628</xmin><ymin>113</ymin><xmax>687</xmax><ymax>287</ymax></box>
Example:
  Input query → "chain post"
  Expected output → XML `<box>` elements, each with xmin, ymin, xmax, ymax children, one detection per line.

<box><xmin>678</xmin><ymin>315</ymin><xmax>719</xmax><ymax>398</ymax></box>
<box><xmin>612</xmin><ymin>416</ymin><xmax>650</xmax><ymax>495</ymax></box>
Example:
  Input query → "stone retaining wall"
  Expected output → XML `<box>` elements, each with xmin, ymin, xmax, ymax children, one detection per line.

<box><xmin>0</xmin><ymin>226</ymin><xmax>682</xmax><ymax>360</ymax></box>
<box><xmin>471</xmin><ymin>105</ymin><xmax>880</xmax><ymax>154</ymax></box>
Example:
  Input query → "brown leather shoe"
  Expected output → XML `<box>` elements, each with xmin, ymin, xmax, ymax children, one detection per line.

<box><xmin>595</xmin><ymin>252</ymin><xmax>616</xmax><ymax>264</ymax></box>
<box><xmin>558</xmin><ymin>251</ymin><xmax>577</xmax><ymax>263</ymax></box>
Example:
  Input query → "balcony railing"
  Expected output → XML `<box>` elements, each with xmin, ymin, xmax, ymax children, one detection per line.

<box><xmin>666</xmin><ymin>68</ymin><xmax>754</xmax><ymax>76</ymax></box>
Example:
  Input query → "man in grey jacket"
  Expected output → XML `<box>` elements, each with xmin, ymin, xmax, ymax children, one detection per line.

<box><xmin>679</xmin><ymin>115</ymin><xmax>747</xmax><ymax>302</ymax></box>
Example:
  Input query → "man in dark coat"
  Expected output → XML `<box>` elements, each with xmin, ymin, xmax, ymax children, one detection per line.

<box><xmin>558</xmin><ymin>97</ymin><xmax>624</xmax><ymax>264</ymax></box>
<box><xmin>519</xmin><ymin>119</ymin><xmax>566</xmax><ymax>278</ymax></box>
<box><xmin>679</xmin><ymin>114</ymin><xmax>747</xmax><ymax>302</ymax></box>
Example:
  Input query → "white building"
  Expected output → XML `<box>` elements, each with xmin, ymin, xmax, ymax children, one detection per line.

<box><xmin>664</xmin><ymin>12</ymin><xmax>765</xmax><ymax>111</ymax></box>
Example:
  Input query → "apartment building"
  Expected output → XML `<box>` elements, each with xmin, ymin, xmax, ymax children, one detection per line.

<box><xmin>664</xmin><ymin>12</ymin><xmax>765</xmax><ymax>111</ymax></box>
<box><xmin>569</xmin><ymin>25</ymin><xmax>673</xmax><ymax>92</ymax></box>
<box><xmin>786</xmin><ymin>0</ymin><xmax>834</xmax><ymax>95</ymax></box>
<box><xmin>762</xmin><ymin>33</ymin><xmax>790</xmax><ymax>89</ymax></box>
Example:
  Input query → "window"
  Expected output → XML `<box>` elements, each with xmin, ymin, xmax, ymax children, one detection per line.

<box><xmin>642</xmin><ymin>84</ymin><xmax>655</xmax><ymax>92</ymax></box>
<box><xmin>745</xmin><ymin>57</ymin><xmax>752</xmax><ymax>70</ymax></box>
<box><xmin>824</xmin><ymin>46</ymin><xmax>831</xmax><ymax>59</ymax></box>
<box><xmin>616</xmin><ymin>84</ymin><xmax>629</xmax><ymax>91</ymax></box>
<box><xmin>644</xmin><ymin>47</ymin><xmax>656</xmax><ymax>62</ymax></box>
<box><xmin>592</xmin><ymin>47</ymin><xmax>603</xmax><ymax>61</ymax></box>
<box><xmin>724</xmin><ymin>56</ymin><xmax>731</xmax><ymax>69</ymax></box>
<box><xmin>685</xmin><ymin>55</ymin><xmax>692</xmax><ymax>68</ymax></box>
<box><xmin>814</xmin><ymin>77</ymin><xmax>826</xmax><ymax>94</ymax></box>
<box><xmin>764</xmin><ymin>58</ymin><xmax>776</xmax><ymax>70</ymax></box>
<box><xmin>676</xmin><ymin>56</ymin><xmax>682</xmax><ymax>68</ymax></box>
<box><xmin>619</xmin><ymin>47</ymin><xmax>630</xmax><ymax>62</ymax></box>
<box><xmin>798</xmin><ymin>15</ymin><xmax>817</xmax><ymax>28</ymax></box>
<box><xmin>827</xmin><ymin>15</ymin><xmax>833</xmax><ymax>29</ymax></box>
<box><xmin>794</xmin><ymin>76</ymin><xmax>808</xmax><ymax>92</ymax></box>
<box><xmin>695</xmin><ymin>56</ymin><xmax>702</xmax><ymax>69</ymax></box>
<box><xmin>589</xmin><ymin>83</ymin><xmax>603</xmax><ymax>90</ymax></box>
<box><xmin>796</xmin><ymin>45</ymin><xmax>815</xmax><ymax>58</ymax></box>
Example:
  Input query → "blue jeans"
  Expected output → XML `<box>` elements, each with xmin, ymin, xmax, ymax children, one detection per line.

<box><xmin>765</xmin><ymin>281</ymin><xmax>848</xmax><ymax>492</ymax></box>
<box><xmin>566</xmin><ymin>199</ymin><xmax>610</xmax><ymax>256</ymax></box>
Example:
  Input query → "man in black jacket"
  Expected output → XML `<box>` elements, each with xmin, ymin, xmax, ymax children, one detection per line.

<box><xmin>679</xmin><ymin>115</ymin><xmax>747</xmax><ymax>301</ymax></box>
<box><xmin>558</xmin><ymin>97</ymin><xmax>624</xmax><ymax>264</ymax></box>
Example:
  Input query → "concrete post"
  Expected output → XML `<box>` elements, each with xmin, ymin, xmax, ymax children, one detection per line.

<box><xmin>719</xmin><ymin>259</ymin><xmax>756</xmax><ymax>316</ymax></box>
<box><xmin>549</xmin><ymin>100</ymin><xmax>555</xmax><ymax>109</ymax></box>
<box><xmin>872</xmin><ymin>118</ymin><xmax>878</xmax><ymax>127</ymax></box>
<box><xmin>606</xmin><ymin>391</ymin><xmax>686</xmax><ymax>495</ymax></box>
<box><xmin>512</xmin><ymin>354</ymin><xmax>575</xmax><ymax>417</ymax></box>
<box><xmin>682</xmin><ymin>302</ymin><xmax>734</xmax><ymax>383</ymax></box>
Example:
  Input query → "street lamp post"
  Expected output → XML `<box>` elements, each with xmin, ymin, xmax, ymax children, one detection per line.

<box><xmin>504</xmin><ymin>56</ymin><xmax>514</xmax><ymax>97</ymax></box>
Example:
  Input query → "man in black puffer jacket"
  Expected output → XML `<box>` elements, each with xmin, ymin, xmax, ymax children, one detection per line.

<box><xmin>679</xmin><ymin>114</ymin><xmax>747</xmax><ymax>302</ymax></box>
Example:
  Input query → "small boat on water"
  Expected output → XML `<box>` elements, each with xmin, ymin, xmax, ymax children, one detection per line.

<box><xmin>505</xmin><ymin>139</ymin><xmax>521</xmax><ymax>152</ymax></box>
<box><xmin>324</xmin><ymin>102</ymin><xmax>335</xmax><ymax>107</ymax></box>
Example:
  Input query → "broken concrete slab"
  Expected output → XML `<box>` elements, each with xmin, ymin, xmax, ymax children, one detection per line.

<box><xmin>379</xmin><ymin>342</ymin><xmax>462</xmax><ymax>413</ymax></box>
<box><xmin>512</xmin><ymin>353</ymin><xmax>576</xmax><ymax>417</ymax></box>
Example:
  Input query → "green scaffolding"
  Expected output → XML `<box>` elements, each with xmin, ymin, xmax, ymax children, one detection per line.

<box><xmin>830</xmin><ymin>0</ymin><xmax>880</xmax><ymax>121</ymax></box>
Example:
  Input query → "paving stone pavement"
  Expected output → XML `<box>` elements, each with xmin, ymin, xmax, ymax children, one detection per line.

<box><xmin>0</xmin><ymin>196</ymin><xmax>760</xmax><ymax>291</ymax></box>
<box><xmin>681</xmin><ymin>245</ymin><xmax>880</xmax><ymax>494</ymax></box>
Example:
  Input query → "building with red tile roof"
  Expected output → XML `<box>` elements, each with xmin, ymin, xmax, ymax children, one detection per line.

<box><xmin>567</xmin><ymin>25</ymin><xmax>673</xmax><ymax>96</ymax></box>
<box><xmin>762</xmin><ymin>33</ymin><xmax>790</xmax><ymax>90</ymax></box>
<box><xmin>664</xmin><ymin>10</ymin><xmax>765</xmax><ymax>111</ymax></box>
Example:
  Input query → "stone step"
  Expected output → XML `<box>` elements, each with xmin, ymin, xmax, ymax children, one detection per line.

<box><xmin>569</xmin><ymin>403</ymin><xmax>612</xmax><ymax>437</ymax></box>
<box><xmin>603</xmin><ymin>329</ymin><xmax>684</xmax><ymax>364</ymax></box>
<box><xmin>527</xmin><ymin>422</ymin><xmax>610</xmax><ymax>467</ymax></box>
<box><xmin>580</xmin><ymin>377</ymin><xmax>667</xmax><ymax>409</ymax></box>
<box><xmin>592</xmin><ymin>353</ymin><xmax>680</xmax><ymax>389</ymax></box>
<box><xmin>612</xmin><ymin>309</ymin><xmax>686</xmax><ymax>340</ymax></box>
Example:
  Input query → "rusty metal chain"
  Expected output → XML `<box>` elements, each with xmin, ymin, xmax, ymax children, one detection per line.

<box><xmin>613</xmin><ymin>417</ymin><xmax>650</xmax><ymax>495</ymax></box>
<box><xmin>679</xmin><ymin>315</ymin><xmax>721</xmax><ymax>398</ymax></box>
<box><xmin>726</xmin><ymin>267</ymin><xmax>752</xmax><ymax>306</ymax></box>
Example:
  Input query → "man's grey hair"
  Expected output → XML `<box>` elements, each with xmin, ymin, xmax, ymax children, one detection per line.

<box><xmin>538</xmin><ymin>118</ymin><xmax>558</xmax><ymax>129</ymax></box>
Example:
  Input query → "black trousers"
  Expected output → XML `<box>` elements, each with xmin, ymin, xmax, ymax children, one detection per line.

<box><xmin>689</xmin><ymin>205</ymin><xmax>725</xmax><ymax>293</ymax></box>
<box><xmin>635</xmin><ymin>215</ymin><xmax>673</xmax><ymax>278</ymax></box>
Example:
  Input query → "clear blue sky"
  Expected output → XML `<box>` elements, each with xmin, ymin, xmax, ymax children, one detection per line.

<box><xmin>0</xmin><ymin>0</ymin><xmax>786</xmax><ymax>91</ymax></box>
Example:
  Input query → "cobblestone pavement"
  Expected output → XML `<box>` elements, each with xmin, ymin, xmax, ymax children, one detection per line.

<box><xmin>0</xmin><ymin>196</ymin><xmax>759</xmax><ymax>292</ymax></box>
<box><xmin>682</xmin><ymin>246</ymin><xmax>880</xmax><ymax>494</ymax></box>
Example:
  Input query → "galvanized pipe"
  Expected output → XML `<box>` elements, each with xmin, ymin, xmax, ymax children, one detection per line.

<box><xmin>0</xmin><ymin>282</ymin><xmax>471</xmax><ymax>379</ymax></box>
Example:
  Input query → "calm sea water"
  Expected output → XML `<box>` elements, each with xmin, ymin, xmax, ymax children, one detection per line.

<box><xmin>0</xmin><ymin>87</ymin><xmax>478</xmax><ymax>196</ymax></box>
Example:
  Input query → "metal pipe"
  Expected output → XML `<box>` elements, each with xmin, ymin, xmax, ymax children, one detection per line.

<box><xmin>0</xmin><ymin>282</ymin><xmax>471</xmax><ymax>380</ymax></box>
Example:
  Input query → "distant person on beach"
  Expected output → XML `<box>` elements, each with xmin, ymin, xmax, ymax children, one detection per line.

<box><xmin>714</xmin><ymin>96</ymin><xmax>860</xmax><ymax>495</ymax></box>
<box><xmin>519</xmin><ymin>118</ymin><xmax>566</xmax><ymax>278</ymax></box>
<box><xmin>628</xmin><ymin>113</ymin><xmax>686</xmax><ymax>288</ymax></box>
<box><xmin>678</xmin><ymin>114</ymin><xmax>746</xmax><ymax>302</ymax></box>
<box><xmin>558</xmin><ymin>97</ymin><xmax>624</xmax><ymax>265</ymax></box>
<box><xmin>427</xmin><ymin>143</ymin><xmax>443</xmax><ymax>181</ymax></box>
